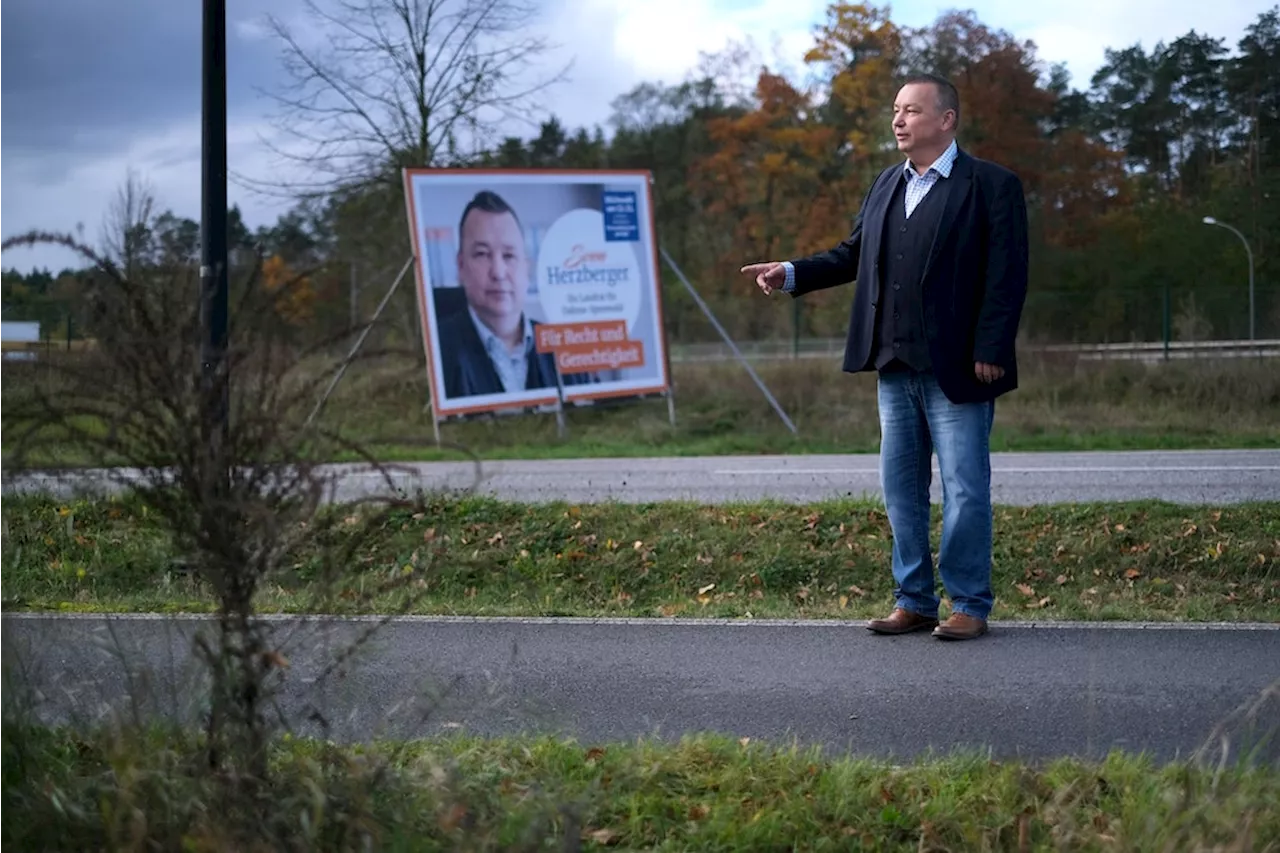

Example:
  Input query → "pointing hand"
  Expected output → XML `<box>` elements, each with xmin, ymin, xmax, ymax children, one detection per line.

<box><xmin>740</xmin><ymin>261</ymin><xmax>786</xmax><ymax>295</ymax></box>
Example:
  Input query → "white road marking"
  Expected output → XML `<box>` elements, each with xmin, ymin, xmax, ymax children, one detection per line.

<box><xmin>712</xmin><ymin>466</ymin><xmax>1280</xmax><ymax>476</ymax></box>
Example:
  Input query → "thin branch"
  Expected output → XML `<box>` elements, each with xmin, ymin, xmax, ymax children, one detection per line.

<box><xmin>241</xmin><ymin>0</ymin><xmax>570</xmax><ymax>198</ymax></box>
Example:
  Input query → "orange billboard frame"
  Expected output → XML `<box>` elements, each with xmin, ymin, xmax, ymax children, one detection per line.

<box><xmin>402</xmin><ymin>168</ymin><xmax>673</xmax><ymax>426</ymax></box>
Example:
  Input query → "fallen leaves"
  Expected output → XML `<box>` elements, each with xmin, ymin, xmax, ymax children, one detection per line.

<box><xmin>438</xmin><ymin>803</ymin><xmax>469</xmax><ymax>832</ymax></box>
<box><xmin>584</xmin><ymin>828</ymin><xmax>619</xmax><ymax>845</ymax></box>
<box><xmin>13</xmin><ymin>496</ymin><xmax>1279</xmax><ymax>626</ymax></box>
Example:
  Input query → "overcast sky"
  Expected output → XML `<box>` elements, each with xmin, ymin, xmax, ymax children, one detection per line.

<box><xmin>0</xmin><ymin>0</ymin><xmax>1265</xmax><ymax>273</ymax></box>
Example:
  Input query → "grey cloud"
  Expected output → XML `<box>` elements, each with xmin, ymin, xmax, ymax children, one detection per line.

<box><xmin>1</xmin><ymin>0</ymin><xmax>292</xmax><ymax>169</ymax></box>
<box><xmin>0</xmin><ymin>0</ymin><xmax>647</xmax><ymax>274</ymax></box>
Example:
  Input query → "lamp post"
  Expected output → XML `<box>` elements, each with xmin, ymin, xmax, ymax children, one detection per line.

<box><xmin>201</xmin><ymin>0</ymin><xmax>228</xmax><ymax>444</ymax></box>
<box><xmin>1202</xmin><ymin>216</ymin><xmax>1255</xmax><ymax>342</ymax></box>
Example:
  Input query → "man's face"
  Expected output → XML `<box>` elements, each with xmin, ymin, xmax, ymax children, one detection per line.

<box><xmin>456</xmin><ymin>208</ymin><xmax>527</xmax><ymax>327</ymax></box>
<box><xmin>892</xmin><ymin>82</ymin><xmax>954</xmax><ymax>157</ymax></box>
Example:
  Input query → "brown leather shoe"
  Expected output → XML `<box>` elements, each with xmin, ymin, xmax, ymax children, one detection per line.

<box><xmin>867</xmin><ymin>608</ymin><xmax>939</xmax><ymax>635</ymax></box>
<box><xmin>932</xmin><ymin>612</ymin><xmax>989</xmax><ymax>640</ymax></box>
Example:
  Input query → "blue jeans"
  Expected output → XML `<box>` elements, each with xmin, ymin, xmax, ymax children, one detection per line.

<box><xmin>877</xmin><ymin>369</ymin><xmax>996</xmax><ymax>620</ymax></box>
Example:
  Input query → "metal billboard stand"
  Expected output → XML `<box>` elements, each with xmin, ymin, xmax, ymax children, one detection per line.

<box><xmin>311</xmin><ymin>168</ymin><xmax>802</xmax><ymax>448</ymax></box>
<box><xmin>658</xmin><ymin>246</ymin><xmax>798</xmax><ymax>435</ymax></box>
<box><xmin>552</xmin><ymin>367</ymin><xmax>569</xmax><ymax>439</ymax></box>
<box><xmin>305</xmin><ymin>255</ymin><xmax>416</xmax><ymax>430</ymax></box>
<box><xmin>306</xmin><ymin>246</ymin><xmax>791</xmax><ymax>446</ymax></box>
<box><xmin>309</xmin><ymin>247</ymin><xmax>791</xmax><ymax>443</ymax></box>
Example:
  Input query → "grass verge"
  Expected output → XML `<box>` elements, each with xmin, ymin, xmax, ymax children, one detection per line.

<box><xmin>4</xmin><ymin>494</ymin><xmax>1278</xmax><ymax>622</ymax></box>
<box><xmin>3</xmin><ymin>724</ymin><xmax>1277</xmax><ymax>850</ymax></box>
<box><xmin>317</xmin><ymin>352</ymin><xmax>1280</xmax><ymax>458</ymax></box>
<box><xmin>5</xmin><ymin>354</ymin><xmax>1278</xmax><ymax>466</ymax></box>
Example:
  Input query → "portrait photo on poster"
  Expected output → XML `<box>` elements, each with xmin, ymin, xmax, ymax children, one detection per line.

<box><xmin>402</xmin><ymin>170</ymin><xmax>670</xmax><ymax>418</ymax></box>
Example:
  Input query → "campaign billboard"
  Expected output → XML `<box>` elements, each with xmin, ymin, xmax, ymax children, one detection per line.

<box><xmin>402</xmin><ymin>169</ymin><xmax>671</xmax><ymax>419</ymax></box>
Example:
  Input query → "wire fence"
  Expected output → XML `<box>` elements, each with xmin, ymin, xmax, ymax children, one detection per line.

<box><xmin>5</xmin><ymin>279</ymin><xmax>1277</xmax><ymax>366</ymax></box>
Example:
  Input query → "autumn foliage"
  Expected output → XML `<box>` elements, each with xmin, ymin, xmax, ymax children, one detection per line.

<box><xmin>260</xmin><ymin>254</ymin><xmax>315</xmax><ymax>326</ymax></box>
<box><xmin>6</xmin><ymin>4</ymin><xmax>1276</xmax><ymax>348</ymax></box>
<box><xmin>662</xmin><ymin>3</ymin><xmax>1277</xmax><ymax>343</ymax></box>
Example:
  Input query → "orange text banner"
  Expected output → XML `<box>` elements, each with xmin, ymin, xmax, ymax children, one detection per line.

<box><xmin>536</xmin><ymin>320</ymin><xmax>628</xmax><ymax>353</ymax></box>
<box><xmin>554</xmin><ymin>340</ymin><xmax>646</xmax><ymax>374</ymax></box>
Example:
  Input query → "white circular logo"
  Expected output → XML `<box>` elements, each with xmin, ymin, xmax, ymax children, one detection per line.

<box><xmin>535</xmin><ymin>208</ymin><xmax>643</xmax><ymax>331</ymax></box>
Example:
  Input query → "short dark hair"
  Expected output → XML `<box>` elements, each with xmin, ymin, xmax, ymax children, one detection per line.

<box><xmin>458</xmin><ymin>190</ymin><xmax>523</xmax><ymax>245</ymax></box>
<box><xmin>904</xmin><ymin>73</ymin><xmax>960</xmax><ymax>131</ymax></box>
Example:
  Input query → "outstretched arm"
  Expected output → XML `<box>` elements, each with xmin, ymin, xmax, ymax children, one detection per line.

<box><xmin>783</xmin><ymin>211</ymin><xmax>865</xmax><ymax>297</ymax></box>
<box><xmin>785</xmin><ymin>175</ymin><xmax>883</xmax><ymax>297</ymax></box>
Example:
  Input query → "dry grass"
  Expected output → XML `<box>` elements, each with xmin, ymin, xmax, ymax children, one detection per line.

<box><xmin>6</xmin><ymin>493</ymin><xmax>1278</xmax><ymax>623</ymax></box>
<box><xmin>5</xmin><ymin>350</ymin><xmax>1277</xmax><ymax>466</ymax></box>
<box><xmin>321</xmin><ymin>351</ymin><xmax>1280</xmax><ymax>459</ymax></box>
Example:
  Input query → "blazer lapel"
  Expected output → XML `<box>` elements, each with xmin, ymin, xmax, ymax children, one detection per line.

<box><xmin>922</xmin><ymin>150</ymin><xmax>974</xmax><ymax>283</ymax></box>
<box><xmin>861</xmin><ymin>165</ymin><xmax>899</xmax><ymax>272</ymax></box>
<box><xmin>458</xmin><ymin>313</ymin><xmax>505</xmax><ymax>395</ymax></box>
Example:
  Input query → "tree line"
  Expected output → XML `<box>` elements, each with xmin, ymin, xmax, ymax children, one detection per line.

<box><xmin>4</xmin><ymin>2</ymin><xmax>1277</xmax><ymax>348</ymax></box>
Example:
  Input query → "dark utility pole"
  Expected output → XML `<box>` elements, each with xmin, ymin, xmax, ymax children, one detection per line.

<box><xmin>201</xmin><ymin>0</ymin><xmax>229</xmax><ymax>445</ymax></box>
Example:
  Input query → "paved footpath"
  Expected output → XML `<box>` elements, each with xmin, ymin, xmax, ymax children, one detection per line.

<box><xmin>5</xmin><ymin>614</ymin><xmax>1277</xmax><ymax>764</ymax></box>
<box><xmin>6</xmin><ymin>448</ymin><xmax>1280</xmax><ymax>505</ymax></box>
<box><xmin>6</xmin><ymin>449</ymin><xmax>1278</xmax><ymax>763</ymax></box>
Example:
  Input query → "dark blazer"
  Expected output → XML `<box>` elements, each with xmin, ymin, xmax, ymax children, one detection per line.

<box><xmin>789</xmin><ymin>147</ymin><xmax>1029</xmax><ymax>404</ymax></box>
<box><xmin>436</xmin><ymin>310</ymin><xmax>594</xmax><ymax>399</ymax></box>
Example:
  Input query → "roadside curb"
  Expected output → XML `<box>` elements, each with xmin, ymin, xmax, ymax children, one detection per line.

<box><xmin>4</xmin><ymin>612</ymin><xmax>1278</xmax><ymax>630</ymax></box>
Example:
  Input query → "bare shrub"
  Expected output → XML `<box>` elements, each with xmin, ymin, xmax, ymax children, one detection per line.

<box><xmin>1</xmin><ymin>228</ymin><xmax>478</xmax><ymax>844</ymax></box>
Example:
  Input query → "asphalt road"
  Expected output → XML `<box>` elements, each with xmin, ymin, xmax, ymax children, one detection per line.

<box><xmin>5</xmin><ymin>614</ymin><xmax>1278</xmax><ymax>765</ymax></box>
<box><xmin>8</xmin><ymin>449</ymin><xmax>1280</xmax><ymax>505</ymax></box>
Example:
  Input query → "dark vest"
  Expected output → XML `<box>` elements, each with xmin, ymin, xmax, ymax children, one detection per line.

<box><xmin>871</xmin><ymin>170</ymin><xmax>951</xmax><ymax>371</ymax></box>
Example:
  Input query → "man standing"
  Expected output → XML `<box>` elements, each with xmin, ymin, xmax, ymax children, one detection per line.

<box><xmin>740</xmin><ymin>73</ymin><xmax>1029</xmax><ymax>640</ymax></box>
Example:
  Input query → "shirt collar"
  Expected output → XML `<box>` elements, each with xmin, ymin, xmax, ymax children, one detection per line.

<box><xmin>467</xmin><ymin>304</ymin><xmax>533</xmax><ymax>358</ymax></box>
<box><xmin>904</xmin><ymin>138</ymin><xmax>958</xmax><ymax>179</ymax></box>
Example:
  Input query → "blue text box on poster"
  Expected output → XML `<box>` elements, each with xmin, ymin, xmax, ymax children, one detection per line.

<box><xmin>603</xmin><ymin>191</ymin><xmax>639</xmax><ymax>242</ymax></box>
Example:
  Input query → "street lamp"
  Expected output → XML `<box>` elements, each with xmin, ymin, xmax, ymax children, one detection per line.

<box><xmin>202</xmin><ymin>0</ymin><xmax>228</xmax><ymax>443</ymax></box>
<box><xmin>201</xmin><ymin>0</ymin><xmax>229</xmax><ymax>480</ymax></box>
<box><xmin>1202</xmin><ymin>216</ymin><xmax>1255</xmax><ymax>342</ymax></box>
